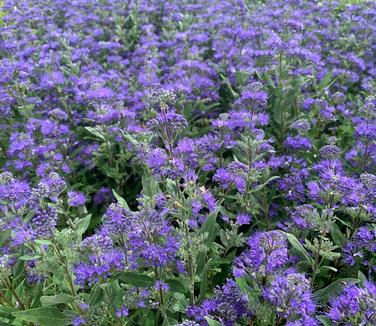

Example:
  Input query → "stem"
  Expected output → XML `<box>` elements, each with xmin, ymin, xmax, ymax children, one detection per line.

<box><xmin>52</xmin><ymin>244</ymin><xmax>76</xmax><ymax>296</ymax></box>
<box><xmin>360</xmin><ymin>144</ymin><xmax>369</xmax><ymax>171</ymax></box>
<box><xmin>51</xmin><ymin>242</ymin><xmax>83</xmax><ymax>315</ymax></box>
<box><xmin>327</xmin><ymin>257</ymin><xmax>343</xmax><ymax>284</ymax></box>
<box><xmin>310</xmin><ymin>237</ymin><xmax>322</xmax><ymax>287</ymax></box>
<box><xmin>0</xmin><ymin>290</ymin><xmax>15</xmax><ymax>307</ymax></box>
<box><xmin>2</xmin><ymin>276</ymin><xmax>25</xmax><ymax>309</ymax></box>
<box><xmin>159</xmin><ymin>287</ymin><xmax>164</xmax><ymax>307</ymax></box>
<box><xmin>103</xmin><ymin>286</ymin><xmax>120</xmax><ymax>324</ymax></box>
<box><xmin>0</xmin><ymin>143</ymin><xmax>7</xmax><ymax>160</ymax></box>
<box><xmin>153</xmin><ymin>267</ymin><xmax>167</xmax><ymax>323</ymax></box>
<box><xmin>349</xmin><ymin>208</ymin><xmax>363</xmax><ymax>240</ymax></box>
<box><xmin>185</xmin><ymin>223</ymin><xmax>195</xmax><ymax>305</ymax></box>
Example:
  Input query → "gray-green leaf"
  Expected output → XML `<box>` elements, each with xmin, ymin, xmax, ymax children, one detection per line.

<box><xmin>12</xmin><ymin>307</ymin><xmax>70</xmax><ymax>326</ymax></box>
<box><xmin>40</xmin><ymin>294</ymin><xmax>74</xmax><ymax>306</ymax></box>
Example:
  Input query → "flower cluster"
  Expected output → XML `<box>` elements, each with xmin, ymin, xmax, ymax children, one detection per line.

<box><xmin>0</xmin><ymin>0</ymin><xmax>376</xmax><ymax>325</ymax></box>
<box><xmin>186</xmin><ymin>279</ymin><xmax>249</xmax><ymax>326</ymax></box>
<box><xmin>233</xmin><ymin>231</ymin><xmax>289</xmax><ymax>279</ymax></box>
<box><xmin>327</xmin><ymin>282</ymin><xmax>376</xmax><ymax>325</ymax></box>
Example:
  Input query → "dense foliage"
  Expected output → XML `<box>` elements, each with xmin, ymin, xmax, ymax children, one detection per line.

<box><xmin>0</xmin><ymin>0</ymin><xmax>376</xmax><ymax>325</ymax></box>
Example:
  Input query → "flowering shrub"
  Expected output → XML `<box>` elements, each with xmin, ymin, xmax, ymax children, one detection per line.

<box><xmin>0</xmin><ymin>0</ymin><xmax>375</xmax><ymax>325</ymax></box>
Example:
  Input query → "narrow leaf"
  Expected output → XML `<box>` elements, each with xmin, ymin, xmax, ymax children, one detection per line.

<box><xmin>199</xmin><ymin>209</ymin><xmax>219</xmax><ymax>243</ymax></box>
<box><xmin>317</xmin><ymin>316</ymin><xmax>333</xmax><ymax>326</ymax></box>
<box><xmin>12</xmin><ymin>307</ymin><xmax>70</xmax><ymax>326</ymax></box>
<box><xmin>117</xmin><ymin>272</ymin><xmax>154</xmax><ymax>287</ymax></box>
<box><xmin>198</xmin><ymin>259</ymin><xmax>211</xmax><ymax>303</ymax></box>
<box><xmin>330</xmin><ymin>224</ymin><xmax>345</xmax><ymax>248</ymax></box>
<box><xmin>40</xmin><ymin>294</ymin><xmax>74</xmax><ymax>306</ymax></box>
<box><xmin>284</xmin><ymin>232</ymin><xmax>313</xmax><ymax>264</ymax></box>
<box><xmin>205</xmin><ymin>317</ymin><xmax>222</xmax><ymax>326</ymax></box>
<box><xmin>76</xmin><ymin>214</ymin><xmax>91</xmax><ymax>238</ymax></box>
<box><xmin>166</xmin><ymin>278</ymin><xmax>187</xmax><ymax>294</ymax></box>
<box><xmin>314</xmin><ymin>278</ymin><xmax>359</xmax><ymax>305</ymax></box>
<box><xmin>112</xmin><ymin>189</ymin><xmax>130</xmax><ymax>209</ymax></box>
<box><xmin>20</xmin><ymin>255</ymin><xmax>41</xmax><ymax>261</ymax></box>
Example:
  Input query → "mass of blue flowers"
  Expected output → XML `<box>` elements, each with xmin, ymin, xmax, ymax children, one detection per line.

<box><xmin>0</xmin><ymin>0</ymin><xmax>376</xmax><ymax>325</ymax></box>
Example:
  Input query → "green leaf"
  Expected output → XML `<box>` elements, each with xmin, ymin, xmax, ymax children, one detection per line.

<box><xmin>258</xmin><ymin>70</ymin><xmax>275</xmax><ymax>89</ymax></box>
<box><xmin>123</xmin><ymin>133</ymin><xmax>139</xmax><ymax>146</ymax></box>
<box><xmin>196</xmin><ymin>247</ymin><xmax>208</xmax><ymax>275</ymax></box>
<box><xmin>284</xmin><ymin>232</ymin><xmax>313</xmax><ymax>265</ymax></box>
<box><xmin>235</xmin><ymin>71</ymin><xmax>251</xmax><ymax>85</ymax></box>
<box><xmin>170</xmin><ymin>293</ymin><xmax>188</xmax><ymax>313</ymax></box>
<box><xmin>12</xmin><ymin>307</ymin><xmax>70</xmax><ymax>326</ymax></box>
<box><xmin>219</xmin><ymin>229</ymin><xmax>228</xmax><ymax>248</ymax></box>
<box><xmin>76</xmin><ymin>214</ymin><xmax>91</xmax><ymax>238</ymax></box>
<box><xmin>84</xmin><ymin>126</ymin><xmax>105</xmax><ymax>141</ymax></box>
<box><xmin>335</xmin><ymin>217</ymin><xmax>352</xmax><ymax>229</ymax></box>
<box><xmin>143</xmin><ymin>310</ymin><xmax>154</xmax><ymax>326</ymax></box>
<box><xmin>142</xmin><ymin>173</ymin><xmax>160</xmax><ymax>197</ymax></box>
<box><xmin>249</xmin><ymin>176</ymin><xmax>280</xmax><ymax>193</ymax></box>
<box><xmin>117</xmin><ymin>272</ymin><xmax>154</xmax><ymax>287</ymax></box>
<box><xmin>199</xmin><ymin>209</ymin><xmax>219</xmax><ymax>243</ymax></box>
<box><xmin>165</xmin><ymin>178</ymin><xmax>179</xmax><ymax>196</ymax></box>
<box><xmin>272</xmin><ymin>86</ymin><xmax>284</xmax><ymax>125</ymax></box>
<box><xmin>112</xmin><ymin>189</ymin><xmax>130</xmax><ymax>209</ymax></box>
<box><xmin>358</xmin><ymin>271</ymin><xmax>367</xmax><ymax>285</ymax></box>
<box><xmin>317</xmin><ymin>71</ymin><xmax>342</xmax><ymax>96</ymax></box>
<box><xmin>101</xmin><ymin>280</ymin><xmax>124</xmax><ymax>307</ymax></box>
<box><xmin>31</xmin><ymin>281</ymin><xmax>44</xmax><ymax>308</ymax></box>
<box><xmin>235</xmin><ymin>277</ymin><xmax>248</xmax><ymax>293</ymax></box>
<box><xmin>314</xmin><ymin>278</ymin><xmax>359</xmax><ymax>305</ymax></box>
<box><xmin>40</xmin><ymin>294</ymin><xmax>74</xmax><ymax>306</ymax></box>
<box><xmin>0</xmin><ymin>229</ymin><xmax>11</xmax><ymax>247</ymax></box>
<box><xmin>20</xmin><ymin>255</ymin><xmax>42</xmax><ymax>261</ymax></box>
<box><xmin>198</xmin><ymin>259</ymin><xmax>211</xmax><ymax>303</ymax></box>
<box><xmin>330</xmin><ymin>224</ymin><xmax>346</xmax><ymax>248</ymax></box>
<box><xmin>220</xmin><ymin>73</ymin><xmax>238</xmax><ymax>98</ymax></box>
<box><xmin>318</xmin><ymin>72</ymin><xmax>333</xmax><ymax>89</ymax></box>
<box><xmin>35</xmin><ymin>239</ymin><xmax>53</xmax><ymax>246</ymax></box>
<box><xmin>321</xmin><ymin>265</ymin><xmax>338</xmax><ymax>272</ymax></box>
<box><xmin>0</xmin><ymin>306</ymin><xmax>17</xmax><ymax>318</ymax></box>
<box><xmin>88</xmin><ymin>284</ymin><xmax>104</xmax><ymax>305</ymax></box>
<box><xmin>205</xmin><ymin>317</ymin><xmax>222</xmax><ymax>326</ymax></box>
<box><xmin>317</xmin><ymin>316</ymin><xmax>333</xmax><ymax>326</ymax></box>
<box><xmin>166</xmin><ymin>278</ymin><xmax>187</xmax><ymax>294</ymax></box>
<box><xmin>162</xmin><ymin>317</ymin><xmax>178</xmax><ymax>326</ymax></box>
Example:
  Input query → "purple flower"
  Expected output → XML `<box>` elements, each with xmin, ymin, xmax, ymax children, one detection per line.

<box><xmin>87</xmin><ymin>87</ymin><xmax>114</xmax><ymax>100</ymax></box>
<box><xmin>186</xmin><ymin>279</ymin><xmax>248</xmax><ymax>325</ymax></box>
<box><xmin>233</xmin><ymin>231</ymin><xmax>288</xmax><ymax>278</ymax></box>
<box><xmin>101</xmin><ymin>200</ymin><xmax>180</xmax><ymax>270</ymax></box>
<box><xmin>72</xmin><ymin>316</ymin><xmax>86</xmax><ymax>326</ymax></box>
<box><xmin>213</xmin><ymin>162</ymin><xmax>249</xmax><ymax>194</ymax></box>
<box><xmin>39</xmin><ymin>71</ymin><xmax>65</xmax><ymax>89</ymax></box>
<box><xmin>0</xmin><ymin>172</ymin><xmax>31</xmax><ymax>212</ymax></box>
<box><xmin>284</xmin><ymin>136</ymin><xmax>312</xmax><ymax>151</ymax></box>
<box><xmin>327</xmin><ymin>282</ymin><xmax>376</xmax><ymax>325</ymax></box>
<box><xmin>290</xmin><ymin>119</ymin><xmax>311</xmax><ymax>134</ymax></box>
<box><xmin>68</xmin><ymin>191</ymin><xmax>87</xmax><ymax>207</ymax></box>
<box><xmin>263</xmin><ymin>272</ymin><xmax>316</xmax><ymax>323</ymax></box>
<box><xmin>115</xmin><ymin>306</ymin><xmax>129</xmax><ymax>318</ymax></box>
<box><xmin>93</xmin><ymin>187</ymin><xmax>114</xmax><ymax>204</ymax></box>
<box><xmin>155</xmin><ymin>280</ymin><xmax>170</xmax><ymax>293</ymax></box>
<box><xmin>74</xmin><ymin>249</ymin><xmax>125</xmax><ymax>286</ymax></box>
<box><xmin>102</xmin><ymin>203</ymin><xmax>130</xmax><ymax>234</ymax></box>
<box><xmin>343</xmin><ymin>226</ymin><xmax>376</xmax><ymax>271</ymax></box>
<box><xmin>289</xmin><ymin>204</ymin><xmax>317</xmax><ymax>230</ymax></box>
<box><xmin>319</xmin><ymin>145</ymin><xmax>341</xmax><ymax>160</ymax></box>
<box><xmin>236</xmin><ymin>213</ymin><xmax>251</xmax><ymax>225</ymax></box>
<box><xmin>355</xmin><ymin>122</ymin><xmax>376</xmax><ymax>141</ymax></box>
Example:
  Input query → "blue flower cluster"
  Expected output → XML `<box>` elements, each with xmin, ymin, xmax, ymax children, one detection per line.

<box><xmin>0</xmin><ymin>0</ymin><xmax>376</xmax><ymax>325</ymax></box>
